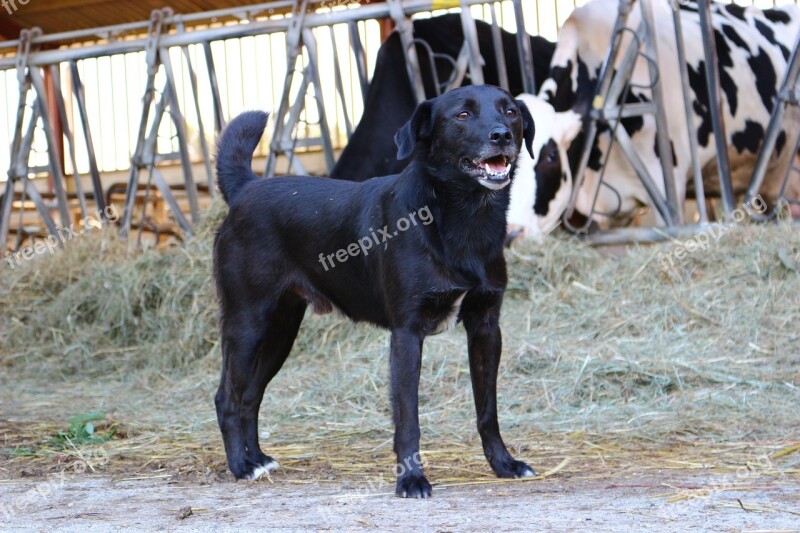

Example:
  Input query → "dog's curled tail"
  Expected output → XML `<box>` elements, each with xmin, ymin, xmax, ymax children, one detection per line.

<box><xmin>216</xmin><ymin>110</ymin><xmax>269</xmax><ymax>205</ymax></box>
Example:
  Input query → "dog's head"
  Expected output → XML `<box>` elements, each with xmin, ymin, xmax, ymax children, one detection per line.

<box><xmin>395</xmin><ymin>85</ymin><xmax>535</xmax><ymax>191</ymax></box>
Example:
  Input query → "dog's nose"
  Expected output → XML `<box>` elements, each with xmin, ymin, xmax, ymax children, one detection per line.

<box><xmin>489</xmin><ymin>127</ymin><xmax>512</xmax><ymax>145</ymax></box>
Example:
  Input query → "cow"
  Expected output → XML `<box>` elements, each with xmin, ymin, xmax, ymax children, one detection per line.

<box><xmin>330</xmin><ymin>13</ymin><xmax>555</xmax><ymax>183</ymax></box>
<box><xmin>508</xmin><ymin>0</ymin><xmax>800</xmax><ymax>238</ymax></box>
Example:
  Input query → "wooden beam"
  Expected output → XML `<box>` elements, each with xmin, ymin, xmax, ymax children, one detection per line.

<box><xmin>0</xmin><ymin>12</ymin><xmax>25</xmax><ymax>40</ymax></box>
<box><xmin>8</xmin><ymin>0</ymin><xmax>111</xmax><ymax>15</ymax></box>
<box><xmin>44</xmin><ymin>67</ymin><xmax>66</xmax><ymax>183</ymax></box>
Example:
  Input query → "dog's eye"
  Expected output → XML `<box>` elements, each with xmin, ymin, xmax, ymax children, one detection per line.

<box><xmin>456</xmin><ymin>111</ymin><xmax>470</xmax><ymax>120</ymax></box>
<box><xmin>505</xmin><ymin>108</ymin><xmax>518</xmax><ymax>117</ymax></box>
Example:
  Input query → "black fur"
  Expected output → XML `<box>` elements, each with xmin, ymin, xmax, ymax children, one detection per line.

<box><xmin>215</xmin><ymin>112</ymin><xmax>268</xmax><ymax>204</ymax></box>
<box><xmin>213</xmin><ymin>85</ymin><xmax>536</xmax><ymax>498</ymax></box>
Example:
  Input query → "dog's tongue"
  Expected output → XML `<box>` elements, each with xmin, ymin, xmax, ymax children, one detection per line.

<box><xmin>483</xmin><ymin>155</ymin><xmax>507</xmax><ymax>174</ymax></box>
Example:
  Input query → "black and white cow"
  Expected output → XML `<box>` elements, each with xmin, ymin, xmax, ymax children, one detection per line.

<box><xmin>331</xmin><ymin>14</ymin><xmax>555</xmax><ymax>182</ymax></box>
<box><xmin>508</xmin><ymin>0</ymin><xmax>800</xmax><ymax>237</ymax></box>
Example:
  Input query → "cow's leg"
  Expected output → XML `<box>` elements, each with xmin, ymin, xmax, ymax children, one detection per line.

<box><xmin>390</xmin><ymin>328</ymin><xmax>431</xmax><ymax>498</ymax></box>
<box><xmin>216</xmin><ymin>292</ymin><xmax>307</xmax><ymax>480</ymax></box>
<box><xmin>462</xmin><ymin>295</ymin><xmax>535</xmax><ymax>479</ymax></box>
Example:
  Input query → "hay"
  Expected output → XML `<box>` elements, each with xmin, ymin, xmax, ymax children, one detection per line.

<box><xmin>0</xmin><ymin>201</ymin><xmax>227</xmax><ymax>375</ymax></box>
<box><xmin>1</xmin><ymin>206</ymin><xmax>799</xmax><ymax>484</ymax></box>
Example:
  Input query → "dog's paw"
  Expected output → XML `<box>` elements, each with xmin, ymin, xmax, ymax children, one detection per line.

<box><xmin>247</xmin><ymin>458</ymin><xmax>280</xmax><ymax>480</ymax></box>
<box><xmin>395</xmin><ymin>473</ymin><xmax>433</xmax><ymax>498</ymax></box>
<box><xmin>232</xmin><ymin>456</ymin><xmax>280</xmax><ymax>480</ymax></box>
<box><xmin>493</xmin><ymin>459</ymin><xmax>535</xmax><ymax>479</ymax></box>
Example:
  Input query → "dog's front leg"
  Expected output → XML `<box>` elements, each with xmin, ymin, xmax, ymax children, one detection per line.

<box><xmin>463</xmin><ymin>303</ymin><xmax>535</xmax><ymax>479</ymax></box>
<box><xmin>390</xmin><ymin>328</ymin><xmax>432</xmax><ymax>498</ymax></box>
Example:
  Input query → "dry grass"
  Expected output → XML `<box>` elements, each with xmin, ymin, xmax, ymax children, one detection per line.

<box><xmin>1</xmin><ymin>205</ymin><xmax>799</xmax><ymax>487</ymax></box>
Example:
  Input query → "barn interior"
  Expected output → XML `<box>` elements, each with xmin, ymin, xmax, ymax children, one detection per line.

<box><xmin>1</xmin><ymin>0</ymin><xmax>799</xmax><ymax>528</ymax></box>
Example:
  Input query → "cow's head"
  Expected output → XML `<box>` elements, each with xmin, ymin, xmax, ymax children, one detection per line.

<box><xmin>507</xmin><ymin>93</ymin><xmax>582</xmax><ymax>240</ymax></box>
<box><xmin>509</xmin><ymin>92</ymin><xmax>659</xmax><ymax>237</ymax></box>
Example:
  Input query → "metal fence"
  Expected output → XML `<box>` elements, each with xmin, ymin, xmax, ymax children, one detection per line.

<box><xmin>0</xmin><ymin>1</ymin><xmax>552</xmax><ymax>177</ymax></box>
<box><xmin>0</xmin><ymin>0</ymin><xmax>797</xmax><ymax>253</ymax></box>
<box><xmin>4</xmin><ymin>0</ymin><xmax>790</xmax><ymax>175</ymax></box>
<box><xmin>0</xmin><ymin>0</ymin><xmax>545</xmax><ymax>251</ymax></box>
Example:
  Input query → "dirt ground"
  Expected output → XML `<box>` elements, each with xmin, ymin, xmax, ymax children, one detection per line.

<box><xmin>2</xmin><ymin>372</ymin><xmax>796</xmax><ymax>533</ymax></box>
<box><xmin>1</xmin><ymin>470</ymin><xmax>798</xmax><ymax>531</ymax></box>
<box><xmin>3</xmin><ymin>225</ymin><xmax>800</xmax><ymax>531</ymax></box>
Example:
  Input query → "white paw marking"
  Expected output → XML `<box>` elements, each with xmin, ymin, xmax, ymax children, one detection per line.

<box><xmin>248</xmin><ymin>459</ymin><xmax>280</xmax><ymax>480</ymax></box>
<box><xmin>517</xmin><ymin>467</ymin><xmax>536</xmax><ymax>479</ymax></box>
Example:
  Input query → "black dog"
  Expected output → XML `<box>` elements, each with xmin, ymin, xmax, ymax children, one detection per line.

<box><xmin>214</xmin><ymin>85</ymin><xmax>535</xmax><ymax>498</ymax></box>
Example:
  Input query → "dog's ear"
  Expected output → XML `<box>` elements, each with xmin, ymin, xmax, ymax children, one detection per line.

<box><xmin>516</xmin><ymin>99</ymin><xmax>536</xmax><ymax>159</ymax></box>
<box><xmin>395</xmin><ymin>100</ymin><xmax>434</xmax><ymax>160</ymax></box>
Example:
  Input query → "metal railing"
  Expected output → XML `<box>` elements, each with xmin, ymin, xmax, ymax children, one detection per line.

<box><xmin>0</xmin><ymin>0</ymin><xmax>538</xmax><ymax>251</ymax></box>
<box><xmin>3</xmin><ymin>0</ymin><xmax>794</xmax><ymax>252</ymax></box>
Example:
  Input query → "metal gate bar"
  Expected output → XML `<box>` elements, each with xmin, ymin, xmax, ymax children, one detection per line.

<box><xmin>0</xmin><ymin>30</ymin><xmax>35</xmax><ymax>252</ymax></box>
<box><xmin>348</xmin><ymin>20</ymin><xmax>370</xmax><ymax>101</ymax></box>
<box><xmin>19</xmin><ymin>106</ymin><xmax>60</xmax><ymax>238</ymax></box>
<box><xmin>202</xmin><ymin>41</ymin><xmax>226</xmax><ymax>135</ymax></box>
<box><xmin>459</xmin><ymin>1</ymin><xmax>486</xmax><ymax>87</ymax></box>
<box><xmin>27</xmin><ymin>66</ymin><xmax>72</xmax><ymax>227</ymax></box>
<box><xmin>330</xmin><ymin>27</ymin><xmax>354</xmax><ymax>138</ymax></box>
<box><xmin>177</xmin><ymin>22</ymin><xmax>216</xmax><ymax>198</ymax></box>
<box><xmin>48</xmin><ymin>64</ymin><xmax>88</xmax><ymax>221</ymax></box>
<box><xmin>746</xmin><ymin>30</ymin><xmax>800</xmax><ymax>215</ymax></box>
<box><xmin>512</xmin><ymin>0</ymin><xmax>536</xmax><ymax>94</ymax></box>
<box><xmin>388</xmin><ymin>0</ymin><xmax>428</xmax><ymax>103</ymax></box>
<box><xmin>68</xmin><ymin>60</ymin><xmax>107</xmax><ymax>219</ymax></box>
<box><xmin>489</xmin><ymin>3</ymin><xmax>510</xmax><ymax>92</ymax></box>
<box><xmin>696</xmin><ymin>0</ymin><xmax>735</xmax><ymax>218</ymax></box>
<box><xmin>670</xmin><ymin>0</ymin><xmax>707</xmax><ymax>224</ymax></box>
<box><xmin>158</xmin><ymin>45</ymin><xmax>200</xmax><ymax>221</ymax></box>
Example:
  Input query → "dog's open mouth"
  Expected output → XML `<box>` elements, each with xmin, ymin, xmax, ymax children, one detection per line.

<box><xmin>461</xmin><ymin>155</ymin><xmax>512</xmax><ymax>190</ymax></box>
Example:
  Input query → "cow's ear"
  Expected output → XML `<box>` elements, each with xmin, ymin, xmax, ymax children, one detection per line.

<box><xmin>516</xmin><ymin>99</ymin><xmax>535</xmax><ymax>159</ymax></box>
<box><xmin>395</xmin><ymin>100</ymin><xmax>434</xmax><ymax>160</ymax></box>
<box><xmin>556</xmin><ymin>110</ymin><xmax>583</xmax><ymax>146</ymax></box>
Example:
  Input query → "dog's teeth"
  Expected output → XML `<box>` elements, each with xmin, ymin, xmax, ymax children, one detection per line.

<box><xmin>484</xmin><ymin>162</ymin><xmax>491</xmax><ymax>173</ymax></box>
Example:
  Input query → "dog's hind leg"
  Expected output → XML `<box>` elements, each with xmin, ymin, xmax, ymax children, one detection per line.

<box><xmin>390</xmin><ymin>328</ymin><xmax>432</xmax><ymax>498</ymax></box>
<box><xmin>462</xmin><ymin>294</ymin><xmax>535</xmax><ymax>479</ymax></box>
<box><xmin>215</xmin><ymin>292</ymin><xmax>307</xmax><ymax>480</ymax></box>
